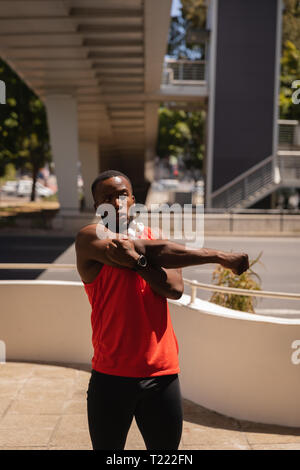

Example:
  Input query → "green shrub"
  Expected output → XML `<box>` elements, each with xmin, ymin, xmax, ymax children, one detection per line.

<box><xmin>209</xmin><ymin>252</ymin><xmax>263</xmax><ymax>313</ymax></box>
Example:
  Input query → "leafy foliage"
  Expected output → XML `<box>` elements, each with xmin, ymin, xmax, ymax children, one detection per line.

<box><xmin>168</xmin><ymin>0</ymin><xmax>207</xmax><ymax>60</ymax></box>
<box><xmin>160</xmin><ymin>0</ymin><xmax>208</xmax><ymax>172</ymax></box>
<box><xmin>156</xmin><ymin>108</ymin><xmax>206</xmax><ymax>170</ymax></box>
<box><xmin>279</xmin><ymin>1</ymin><xmax>300</xmax><ymax>119</ymax></box>
<box><xmin>282</xmin><ymin>0</ymin><xmax>300</xmax><ymax>50</ymax></box>
<box><xmin>280</xmin><ymin>40</ymin><xmax>300</xmax><ymax>119</ymax></box>
<box><xmin>0</xmin><ymin>58</ymin><xmax>51</xmax><ymax>200</ymax></box>
<box><xmin>181</xmin><ymin>0</ymin><xmax>207</xmax><ymax>27</ymax></box>
<box><xmin>209</xmin><ymin>252</ymin><xmax>263</xmax><ymax>313</ymax></box>
<box><xmin>168</xmin><ymin>15</ymin><xmax>204</xmax><ymax>60</ymax></box>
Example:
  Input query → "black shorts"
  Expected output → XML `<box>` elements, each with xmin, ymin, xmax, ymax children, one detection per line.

<box><xmin>87</xmin><ymin>369</ymin><xmax>183</xmax><ymax>450</ymax></box>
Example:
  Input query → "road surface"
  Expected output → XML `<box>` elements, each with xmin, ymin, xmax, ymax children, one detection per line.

<box><xmin>0</xmin><ymin>234</ymin><xmax>299</xmax><ymax>310</ymax></box>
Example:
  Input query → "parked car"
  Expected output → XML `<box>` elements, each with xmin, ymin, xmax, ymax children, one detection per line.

<box><xmin>1</xmin><ymin>179</ymin><xmax>54</xmax><ymax>198</ymax></box>
<box><xmin>34</xmin><ymin>182</ymin><xmax>55</xmax><ymax>198</ymax></box>
<box><xmin>151</xmin><ymin>181</ymin><xmax>164</xmax><ymax>191</ymax></box>
<box><xmin>158</xmin><ymin>179</ymin><xmax>179</xmax><ymax>189</ymax></box>
<box><xmin>1</xmin><ymin>180</ymin><xmax>17</xmax><ymax>195</ymax></box>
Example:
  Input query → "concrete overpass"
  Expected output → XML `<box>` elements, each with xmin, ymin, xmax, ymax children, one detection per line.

<box><xmin>0</xmin><ymin>0</ymin><xmax>285</xmax><ymax>215</ymax></box>
<box><xmin>0</xmin><ymin>0</ymin><xmax>205</xmax><ymax>214</ymax></box>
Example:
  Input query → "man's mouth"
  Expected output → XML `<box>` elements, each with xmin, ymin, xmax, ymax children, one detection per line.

<box><xmin>117</xmin><ymin>213</ymin><xmax>127</xmax><ymax>222</ymax></box>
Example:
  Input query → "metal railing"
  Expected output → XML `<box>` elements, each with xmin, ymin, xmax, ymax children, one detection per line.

<box><xmin>211</xmin><ymin>151</ymin><xmax>300</xmax><ymax>209</ymax></box>
<box><xmin>183</xmin><ymin>278</ymin><xmax>300</xmax><ymax>305</ymax></box>
<box><xmin>1</xmin><ymin>263</ymin><xmax>300</xmax><ymax>303</ymax></box>
<box><xmin>211</xmin><ymin>155</ymin><xmax>274</xmax><ymax>209</ymax></box>
<box><xmin>162</xmin><ymin>58</ymin><xmax>206</xmax><ymax>85</ymax></box>
<box><xmin>210</xmin><ymin>120</ymin><xmax>300</xmax><ymax>209</ymax></box>
<box><xmin>0</xmin><ymin>263</ymin><xmax>75</xmax><ymax>270</ymax></box>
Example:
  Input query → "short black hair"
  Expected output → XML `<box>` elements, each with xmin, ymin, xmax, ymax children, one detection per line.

<box><xmin>91</xmin><ymin>170</ymin><xmax>133</xmax><ymax>200</ymax></box>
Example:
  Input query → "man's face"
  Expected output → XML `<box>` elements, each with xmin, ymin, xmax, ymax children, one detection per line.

<box><xmin>93</xmin><ymin>176</ymin><xmax>135</xmax><ymax>232</ymax></box>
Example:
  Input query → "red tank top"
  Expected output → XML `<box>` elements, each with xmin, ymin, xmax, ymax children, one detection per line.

<box><xmin>83</xmin><ymin>226</ymin><xmax>180</xmax><ymax>377</ymax></box>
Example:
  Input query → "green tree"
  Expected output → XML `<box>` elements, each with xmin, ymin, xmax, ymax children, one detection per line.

<box><xmin>282</xmin><ymin>0</ymin><xmax>300</xmax><ymax>50</ymax></box>
<box><xmin>279</xmin><ymin>40</ymin><xmax>300</xmax><ymax>119</ymax></box>
<box><xmin>0</xmin><ymin>58</ymin><xmax>51</xmax><ymax>201</ymax></box>
<box><xmin>168</xmin><ymin>0</ymin><xmax>207</xmax><ymax>59</ymax></box>
<box><xmin>156</xmin><ymin>108</ymin><xmax>205</xmax><ymax>171</ymax></box>
<box><xmin>279</xmin><ymin>1</ymin><xmax>300</xmax><ymax>119</ymax></box>
<box><xmin>162</xmin><ymin>1</ymin><xmax>208</xmax><ymax>174</ymax></box>
<box><xmin>168</xmin><ymin>14</ymin><xmax>205</xmax><ymax>59</ymax></box>
<box><xmin>181</xmin><ymin>0</ymin><xmax>207</xmax><ymax>29</ymax></box>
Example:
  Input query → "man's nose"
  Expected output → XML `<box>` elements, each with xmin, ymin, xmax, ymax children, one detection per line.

<box><xmin>113</xmin><ymin>197</ymin><xmax>125</xmax><ymax>211</ymax></box>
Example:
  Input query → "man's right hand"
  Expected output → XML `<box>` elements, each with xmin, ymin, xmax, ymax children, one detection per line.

<box><xmin>106</xmin><ymin>238</ymin><xmax>140</xmax><ymax>269</ymax></box>
<box><xmin>221</xmin><ymin>252</ymin><xmax>250</xmax><ymax>275</ymax></box>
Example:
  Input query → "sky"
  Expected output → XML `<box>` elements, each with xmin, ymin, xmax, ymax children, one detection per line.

<box><xmin>171</xmin><ymin>0</ymin><xmax>182</xmax><ymax>17</ymax></box>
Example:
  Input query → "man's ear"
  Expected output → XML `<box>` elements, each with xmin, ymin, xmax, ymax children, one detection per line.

<box><xmin>131</xmin><ymin>194</ymin><xmax>135</xmax><ymax>202</ymax></box>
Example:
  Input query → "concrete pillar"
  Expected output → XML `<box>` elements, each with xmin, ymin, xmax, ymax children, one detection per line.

<box><xmin>206</xmin><ymin>0</ymin><xmax>282</xmax><ymax>208</ymax></box>
<box><xmin>144</xmin><ymin>102</ymin><xmax>159</xmax><ymax>183</ymax></box>
<box><xmin>79</xmin><ymin>141</ymin><xmax>99</xmax><ymax>211</ymax></box>
<box><xmin>45</xmin><ymin>94</ymin><xmax>80</xmax><ymax>215</ymax></box>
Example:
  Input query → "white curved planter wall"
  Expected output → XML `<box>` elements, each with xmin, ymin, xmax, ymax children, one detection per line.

<box><xmin>0</xmin><ymin>281</ymin><xmax>93</xmax><ymax>365</ymax></box>
<box><xmin>169</xmin><ymin>295</ymin><xmax>300</xmax><ymax>428</ymax></box>
<box><xmin>1</xmin><ymin>281</ymin><xmax>300</xmax><ymax>427</ymax></box>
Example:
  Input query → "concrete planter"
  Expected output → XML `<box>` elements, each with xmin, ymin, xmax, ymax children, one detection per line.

<box><xmin>1</xmin><ymin>281</ymin><xmax>300</xmax><ymax>427</ymax></box>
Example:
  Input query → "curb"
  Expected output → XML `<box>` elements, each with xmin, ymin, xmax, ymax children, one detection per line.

<box><xmin>0</xmin><ymin>228</ymin><xmax>299</xmax><ymax>238</ymax></box>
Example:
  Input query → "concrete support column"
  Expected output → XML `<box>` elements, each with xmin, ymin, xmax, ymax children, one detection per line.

<box><xmin>144</xmin><ymin>102</ymin><xmax>159</xmax><ymax>183</ymax></box>
<box><xmin>79</xmin><ymin>140</ymin><xmax>99</xmax><ymax>211</ymax></box>
<box><xmin>45</xmin><ymin>94</ymin><xmax>80</xmax><ymax>215</ymax></box>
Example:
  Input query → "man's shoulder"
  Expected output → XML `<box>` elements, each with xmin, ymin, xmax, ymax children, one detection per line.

<box><xmin>77</xmin><ymin>223</ymin><xmax>97</xmax><ymax>236</ymax></box>
<box><xmin>75</xmin><ymin>223</ymin><xmax>97</xmax><ymax>245</ymax></box>
<box><xmin>76</xmin><ymin>222</ymin><xmax>118</xmax><ymax>245</ymax></box>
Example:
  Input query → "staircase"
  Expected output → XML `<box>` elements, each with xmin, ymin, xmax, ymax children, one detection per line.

<box><xmin>211</xmin><ymin>152</ymin><xmax>300</xmax><ymax>209</ymax></box>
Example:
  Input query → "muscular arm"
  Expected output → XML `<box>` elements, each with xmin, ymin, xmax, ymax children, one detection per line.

<box><xmin>130</xmin><ymin>238</ymin><xmax>249</xmax><ymax>275</ymax></box>
<box><xmin>75</xmin><ymin>224</ymin><xmax>249</xmax><ymax>295</ymax></box>
<box><xmin>130</xmin><ymin>227</ymin><xmax>184</xmax><ymax>300</ymax></box>
<box><xmin>75</xmin><ymin>224</ymin><xmax>184</xmax><ymax>299</ymax></box>
<box><xmin>133</xmin><ymin>238</ymin><xmax>226</xmax><ymax>269</ymax></box>
<box><xmin>134</xmin><ymin>264</ymin><xmax>183</xmax><ymax>300</ymax></box>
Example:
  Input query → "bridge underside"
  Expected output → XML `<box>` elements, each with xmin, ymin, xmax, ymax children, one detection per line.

<box><xmin>0</xmin><ymin>0</ymin><xmax>206</xmax><ymax>211</ymax></box>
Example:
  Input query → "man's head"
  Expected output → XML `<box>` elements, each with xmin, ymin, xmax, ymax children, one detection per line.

<box><xmin>91</xmin><ymin>170</ymin><xmax>135</xmax><ymax>232</ymax></box>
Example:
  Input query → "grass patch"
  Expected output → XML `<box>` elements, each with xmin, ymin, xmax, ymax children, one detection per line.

<box><xmin>0</xmin><ymin>199</ymin><xmax>60</xmax><ymax>229</ymax></box>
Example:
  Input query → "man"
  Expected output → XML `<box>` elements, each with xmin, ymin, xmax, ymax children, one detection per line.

<box><xmin>75</xmin><ymin>170</ymin><xmax>249</xmax><ymax>450</ymax></box>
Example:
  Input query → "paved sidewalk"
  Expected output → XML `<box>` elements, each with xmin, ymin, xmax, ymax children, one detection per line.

<box><xmin>1</xmin><ymin>362</ymin><xmax>300</xmax><ymax>450</ymax></box>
